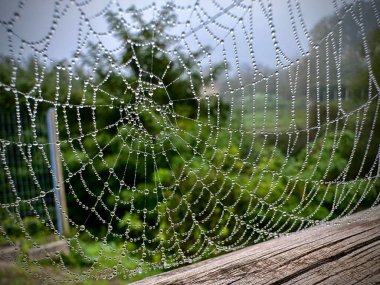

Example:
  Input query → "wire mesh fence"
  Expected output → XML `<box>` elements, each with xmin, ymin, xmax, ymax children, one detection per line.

<box><xmin>0</xmin><ymin>111</ymin><xmax>57</xmax><ymax>225</ymax></box>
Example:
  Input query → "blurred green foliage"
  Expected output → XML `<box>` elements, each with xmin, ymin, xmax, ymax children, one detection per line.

<box><xmin>0</xmin><ymin>2</ymin><xmax>379</xmax><ymax>282</ymax></box>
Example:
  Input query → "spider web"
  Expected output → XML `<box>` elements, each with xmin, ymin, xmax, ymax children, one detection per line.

<box><xmin>0</xmin><ymin>0</ymin><xmax>380</xmax><ymax>282</ymax></box>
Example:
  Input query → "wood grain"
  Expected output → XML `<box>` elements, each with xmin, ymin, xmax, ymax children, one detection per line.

<box><xmin>131</xmin><ymin>206</ymin><xmax>380</xmax><ymax>285</ymax></box>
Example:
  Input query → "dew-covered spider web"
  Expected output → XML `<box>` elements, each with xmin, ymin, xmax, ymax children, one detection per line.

<box><xmin>0</xmin><ymin>0</ymin><xmax>380</xmax><ymax>282</ymax></box>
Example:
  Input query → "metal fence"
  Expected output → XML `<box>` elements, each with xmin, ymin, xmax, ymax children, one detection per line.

<box><xmin>0</xmin><ymin>110</ymin><xmax>58</xmax><ymax>228</ymax></box>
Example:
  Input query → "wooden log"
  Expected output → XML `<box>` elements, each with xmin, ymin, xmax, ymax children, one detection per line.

<box><xmin>0</xmin><ymin>244</ymin><xmax>20</xmax><ymax>263</ymax></box>
<box><xmin>131</xmin><ymin>206</ymin><xmax>380</xmax><ymax>285</ymax></box>
<box><xmin>28</xmin><ymin>240</ymin><xmax>69</xmax><ymax>260</ymax></box>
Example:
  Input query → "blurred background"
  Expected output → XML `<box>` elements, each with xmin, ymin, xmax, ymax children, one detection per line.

<box><xmin>0</xmin><ymin>0</ymin><xmax>379</xmax><ymax>284</ymax></box>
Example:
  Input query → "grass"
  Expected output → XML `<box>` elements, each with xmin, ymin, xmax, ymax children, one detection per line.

<box><xmin>230</xmin><ymin>94</ymin><xmax>308</xmax><ymax>131</ymax></box>
<box><xmin>0</xmin><ymin>237</ymin><xmax>163</xmax><ymax>284</ymax></box>
<box><xmin>0</xmin><ymin>262</ymin><xmax>124</xmax><ymax>285</ymax></box>
<box><xmin>0</xmin><ymin>256</ymin><xmax>161</xmax><ymax>285</ymax></box>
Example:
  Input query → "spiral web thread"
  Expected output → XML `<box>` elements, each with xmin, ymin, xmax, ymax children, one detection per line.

<box><xmin>0</xmin><ymin>0</ymin><xmax>380</xmax><ymax>282</ymax></box>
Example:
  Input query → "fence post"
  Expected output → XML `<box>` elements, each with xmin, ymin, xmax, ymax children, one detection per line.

<box><xmin>46</xmin><ymin>108</ymin><xmax>70</xmax><ymax>235</ymax></box>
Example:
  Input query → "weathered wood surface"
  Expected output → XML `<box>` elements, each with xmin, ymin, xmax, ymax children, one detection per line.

<box><xmin>28</xmin><ymin>240</ymin><xmax>69</xmax><ymax>260</ymax></box>
<box><xmin>131</xmin><ymin>206</ymin><xmax>380</xmax><ymax>285</ymax></box>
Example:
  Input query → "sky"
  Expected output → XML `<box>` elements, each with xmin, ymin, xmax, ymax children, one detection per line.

<box><xmin>0</xmin><ymin>0</ymin><xmax>345</xmax><ymax>69</ymax></box>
